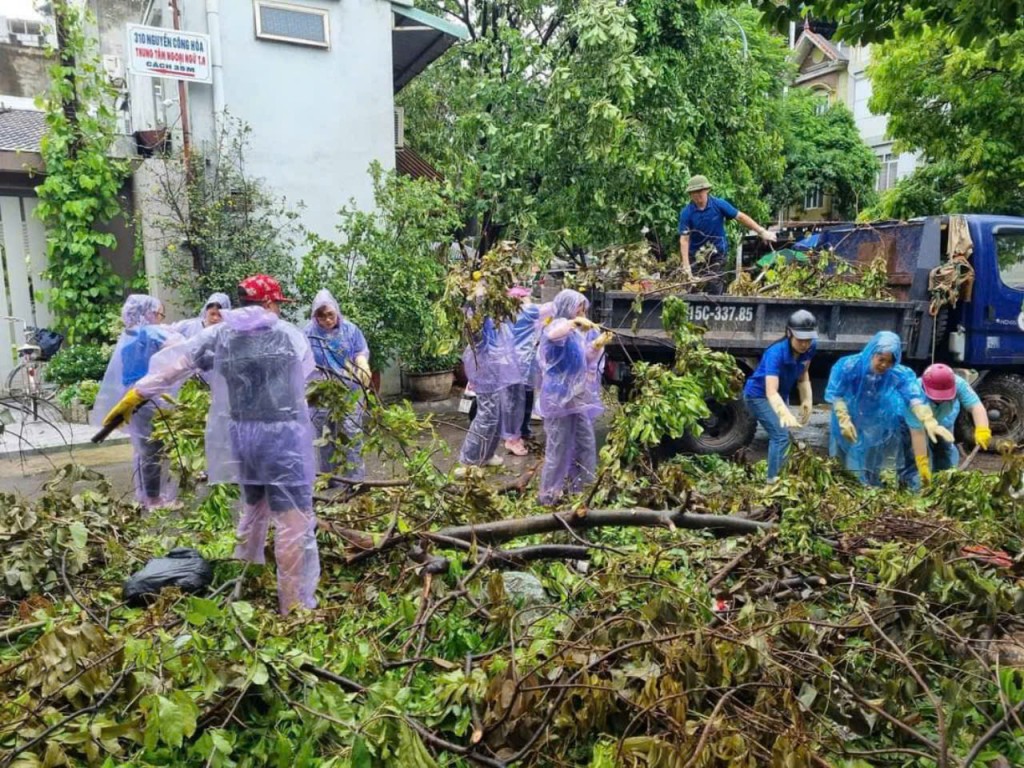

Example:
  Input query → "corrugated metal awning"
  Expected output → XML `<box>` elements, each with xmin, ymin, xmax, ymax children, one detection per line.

<box><xmin>392</xmin><ymin>3</ymin><xmax>468</xmax><ymax>93</ymax></box>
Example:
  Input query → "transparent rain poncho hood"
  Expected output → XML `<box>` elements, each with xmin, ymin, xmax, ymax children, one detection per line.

<box><xmin>825</xmin><ymin>330</ymin><xmax>924</xmax><ymax>476</ymax></box>
<box><xmin>172</xmin><ymin>292</ymin><xmax>233</xmax><ymax>339</ymax></box>
<box><xmin>304</xmin><ymin>289</ymin><xmax>369</xmax><ymax>387</ymax></box>
<box><xmin>537</xmin><ymin>289</ymin><xmax>603</xmax><ymax>420</ymax></box>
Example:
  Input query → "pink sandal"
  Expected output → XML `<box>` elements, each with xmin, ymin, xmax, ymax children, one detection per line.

<box><xmin>505</xmin><ymin>438</ymin><xmax>528</xmax><ymax>456</ymax></box>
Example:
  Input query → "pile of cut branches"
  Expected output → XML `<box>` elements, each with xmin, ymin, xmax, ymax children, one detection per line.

<box><xmin>729</xmin><ymin>249</ymin><xmax>892</xmax><ymax>301</ymax></box>
<box><xmin>4</xmin><ymin>306</ymin><xmax>1024</xmax><ymax>768</ymax></box>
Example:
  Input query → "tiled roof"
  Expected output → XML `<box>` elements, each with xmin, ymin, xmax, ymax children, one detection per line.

<box><xmin>396</xmin><ymin>146</ymin><xmax>442</xmax><ymax>181</ymax></box>
<box><xmin>0</xmin><ymin>108</ymin><xmax>45</xmax><ymax>152</ymax></box>
<box><xmin>802</xmin><ymin>29</ymin><xmax>847</xmax><ymax>62</ymax></box>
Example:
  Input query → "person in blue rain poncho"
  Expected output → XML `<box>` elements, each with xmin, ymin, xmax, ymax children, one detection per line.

<box><xmin>92</xmin><ymin>295</ymin><xmax>183</xmax><ymax>510</ymax></box>
<box><xmin>500</xmin><ymin>287</ymin><xmax>554</xmax><ymax>455</ymax></box>
<box><xmin>305</xmin><ymin>289</ymin><xmax>370</xmax><ymax>486</ymax></box>
<box><xmin>825</xmin><ymin>331</ymin><xmax>954</xmax><ymax>486</ymax></box>
<box><xmin>536</xmin><ymin>289</ymin><xmax>613</xmax><ymax>505</ymax></box>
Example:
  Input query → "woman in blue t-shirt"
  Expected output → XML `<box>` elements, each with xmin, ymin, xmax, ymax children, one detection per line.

<box><xmin>742</xmin><ymin>310</ymin><xmax>818</xmax><ymax>480</ymax></box>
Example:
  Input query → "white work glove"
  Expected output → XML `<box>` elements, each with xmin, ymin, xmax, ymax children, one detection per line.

<box><xmin>796</xmin><ymin>379</ymin><xmax>813</xmax><ymax>427</ymax></box>
<box><xmin>910</xmin><ymin>403</ymin><xmax>955</xmax><ymax>444</ymax></box>
<box><xmin>768</xmin><ymin>392</ymin><xmax>800</xmax><ymax>430</ymax></box>
<box><xmin>759</xmin><ymin>228</ymin><xmax>778</xmax><ymax>243</ymax></box>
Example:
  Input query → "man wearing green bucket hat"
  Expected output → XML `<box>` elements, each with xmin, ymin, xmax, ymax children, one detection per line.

<box><xmin>678</xmin><ymin>174</ymin><xmax>777</xmax><ymax>294</ymax></box>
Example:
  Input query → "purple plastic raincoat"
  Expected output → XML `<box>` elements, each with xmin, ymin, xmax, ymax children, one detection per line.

<box><xmin>305</xmin><ymin>289</ymin><xmax>370</xmax><ymax>483</ymax></box>
<box><xmin>537</xmin><ymin>290</ymin><xmax>604</xmax><ymax>504</ymax></box>
<box><xmin>92</xmin><ymin>295</ymin><xmax>182</xmax><ymax>509</ymax></box>
<box><xmin>134</xmin><ymin>305</ymin><xmax>319</xmax><ymax>613</ymax></box>
<box><xmin>171</xmin><ymin>292</ymin><xmax>232</xmax><ymax>339</ymax></box>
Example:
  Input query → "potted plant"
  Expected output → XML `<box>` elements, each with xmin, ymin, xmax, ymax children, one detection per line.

<box><xmin>56</xmin><ymin>379</ymin><xmax>100</xmax><ymax>424</ymax></box>
<box><xmin>402</xmin><ymin>349</ymin><xmax>461</xmax><ymax>401</ymax></box>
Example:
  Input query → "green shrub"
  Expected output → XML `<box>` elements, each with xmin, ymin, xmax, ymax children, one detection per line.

<box><xmin>56</xmin><ymin>379</ymin><xmax>101</xmax><ymax>409</ymax></box>
<box><xmin>46</xmin><ymin>345</ymin><xmax>111</xmax><ymax>386</ymax></box>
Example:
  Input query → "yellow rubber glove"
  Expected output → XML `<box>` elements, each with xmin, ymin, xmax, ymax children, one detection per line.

<box><xmin>915</xmin><ymin>454</ymin><xmax>932</xmax><ymax>485</ymax></box>
<box><xmin>910</xmin><ymin>403</ymin><xmax>955</xmax><ymax>443</ymax></box>
<box><xmin>833</xmin><ymin>399</ymin><xmax>857</xmax><ymax>442</ymax></box>
<box><xmin>768</xmin><ymin>392</ymin><xmax>800</xmax><ymax>429</ymax></box>
<box><xmin>103</xmin><ymin>388</ymin><xmax>145</xmax><ymax>427</ymax></box>
<box><xmin>796</xmin><ymin>379</ymin><xmax>813</xmax><ymax>426</ymax></box>
<box><xmin>592</xmin><ymin>331</ymin><xmax>615</xmax><ymax>350</ymax></box>
<box><xmin>975</xmin><ymin>425</ymin><xmax>992</xmax><ymax>450</ymax></box>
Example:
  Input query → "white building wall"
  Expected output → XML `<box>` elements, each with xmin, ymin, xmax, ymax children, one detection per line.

<box><xmin>150</xmin><ymin>0</ymin><xmax>395</xmax><ymax>241</ymax></box>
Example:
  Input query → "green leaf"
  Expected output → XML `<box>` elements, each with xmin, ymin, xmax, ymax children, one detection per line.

<box><xmin>231</xmin><ymin>601</ymin><xmax>255</xmax><ymax>623</ymax></box>
<box><xmin>185</xmin><ymin>597</ymin><xmax>223</xmax><ymax>627</ymax></box>
<box><xmin>68</xmin><ymin>521</ymin><xmax>88</xmax><ymax>550</ymax></box>
<box><xmin>351</xmin><ymin>736</ymin><xmax>372</xmax><ymax>768</ymax></box>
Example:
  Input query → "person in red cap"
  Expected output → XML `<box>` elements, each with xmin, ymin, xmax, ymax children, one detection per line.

<box><xmin>899</xmin><ymin>363</ymin><xmax>990</xmax><ymax>489</ymax></box>
<box><xmin>101</xmin><ymin>274</ymin><xmax>321</xmax><ymax>614</ymax></box>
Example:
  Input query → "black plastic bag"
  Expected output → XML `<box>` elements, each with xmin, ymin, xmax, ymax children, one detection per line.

<box><xmin>123</xmin><ymin>547</ymin><xmax>213</xmax><ymax>606</ymax></box>
<box><xmin>31</xmin><ymin>328</ymin><xmax>64</xmax><ymax>361</ymax></box>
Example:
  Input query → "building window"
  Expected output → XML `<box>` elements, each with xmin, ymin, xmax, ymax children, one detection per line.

<box><xmin>996</xmin><ymin>230</ymin><xmax>1024</xmax><ymax>290</ymax></box>
<box><xmin>876</xmin><ymin>152</ymin><xmax>898</xmax><ymax>192</ymax></box>
<box><xmin>804</xmin><ymin>187</ymin><xmax>824</xmax><ymax>210</ymax></box>
<box><xmin>254</xmin><ymin>1</ymin><xmax>330</xmax><ymax>49</ymax></box>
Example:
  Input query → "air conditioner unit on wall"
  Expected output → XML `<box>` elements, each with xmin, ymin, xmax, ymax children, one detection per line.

<box><xmin>394</xmin><ymin>106</ymin><xmax>405</xmax><ymax>148</ymax></box>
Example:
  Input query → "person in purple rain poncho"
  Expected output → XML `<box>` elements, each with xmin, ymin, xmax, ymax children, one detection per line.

<box><xmin>101</xmin><ymin>275</ymin><xmax>320</xmax><ymax>614</ymax></box>
<box><xmin>499</xmin><ymin>287</ymin><xmax>552</xmax><ymax>456</ymax></box>
<box><xmin>170</xmin><ymin>292</ymin><xmax>231</xmax><ymax>339</ymax></box>
<box><xmin>92</xmin><ymin>295</ymin><xmax>183</xmax><ymax>510</ymax></box>
<box><xmin>305</xmin><ymin>289</ymin><xmax>371</xmax><ymax>486</ymax></box>
<box><xmin>536</xmin><ymin>289</ymin><xmax>613</xmax><ymax>505</ymax></box>
<box><xmin>455</xmin><ymin>291</ymin><xmax>523</xmax><ymax>478</ymax></box>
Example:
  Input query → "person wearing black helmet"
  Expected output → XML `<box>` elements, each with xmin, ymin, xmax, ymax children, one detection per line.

<box><xmin>742</xmin><ymin>310</ymin><xmax>818</xmax><ymax>480</ymax></box>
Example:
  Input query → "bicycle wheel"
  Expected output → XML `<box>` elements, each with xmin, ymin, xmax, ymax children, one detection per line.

<box><xmin>6</xmin><ymin>364</ymin><xmax>31</xmax><ymax>397</ymax></box>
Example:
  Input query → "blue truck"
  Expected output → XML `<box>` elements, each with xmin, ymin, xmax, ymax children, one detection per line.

<box><xmin>595</xmin><ymin>214</ymin><xmax>1024</xmax><ymax>455</ymax></box>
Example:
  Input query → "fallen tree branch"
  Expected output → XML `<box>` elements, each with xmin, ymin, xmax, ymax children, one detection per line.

<box><xmin>437</xmin><ymin>507</ymin><xmax>773</xmax><ymax>546</ymax></box>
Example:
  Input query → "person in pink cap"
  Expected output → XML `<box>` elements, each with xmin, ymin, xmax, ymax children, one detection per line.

<box><xmin>101</xmin><ymin>274</ymin><xmax>320</xmax><ymax>614</ymax></box>
<box><xmin>899</xmin><ymin>363</ymin><xmax>990</xmax><ymax>489</ymax></box>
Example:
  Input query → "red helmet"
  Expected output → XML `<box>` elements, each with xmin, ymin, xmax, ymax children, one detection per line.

<box><xmin>922</xmin><ymin>363</ymin><xmax>957</xmax><ymax>401</ymax></box>
<box><xmin>238</xmin><ymin>274</ymin><xmax>291</xmax><ymax>303</ymax></box>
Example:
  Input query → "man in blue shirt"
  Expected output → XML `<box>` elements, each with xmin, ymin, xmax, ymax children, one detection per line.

<box><xmin>742</xmin><ymin>310</ymin><xmax>818</xmax><ymax>480</ymax></box>
<box><xmin>678</xmin><ymin>174</ymin><xmax>777</xmax><ymax>294</ymax></box>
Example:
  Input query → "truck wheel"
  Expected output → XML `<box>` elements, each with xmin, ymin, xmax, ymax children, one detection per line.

<box><xmin>966</xmin><ymin>374</ymin><xmax>1024</xmax><ymax>449</ymax></box>
<box><xmin>673</xmin><ymin>398</ymin><xmax>758</xmax><ymax>456</ymax></box>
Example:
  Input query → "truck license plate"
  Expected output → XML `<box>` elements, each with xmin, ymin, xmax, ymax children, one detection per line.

<box><xmin>687</xmin><ymin>304</ymin><xmax>756</xmax><ymax>328</ymax></box>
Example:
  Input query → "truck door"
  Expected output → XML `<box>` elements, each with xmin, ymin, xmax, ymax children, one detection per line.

<box><xmin>964</xmin><ymin>217</ymin><xmax>1024</xmax><ymax>366</ymax></box>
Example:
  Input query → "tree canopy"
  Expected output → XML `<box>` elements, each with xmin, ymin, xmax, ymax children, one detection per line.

<box><xmin>866</xmin><ymin>22</ymin><xmax>1024</xmax><ymax>217</ymax></box>
<box><xmin>766</xmin><ymin>89</ymin><xmax>877</xmax><ymax>220</ymax></box>
<box><xmin>401</xmin><ymin>0</ymin><xmax>793</xmax><ymax>256</ymax></box>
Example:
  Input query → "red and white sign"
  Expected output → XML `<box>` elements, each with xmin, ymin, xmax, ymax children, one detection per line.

<box><xmin>126</xmin><ymin>23</ymin><xmax>211</xmax><ymax>83</ymax></box>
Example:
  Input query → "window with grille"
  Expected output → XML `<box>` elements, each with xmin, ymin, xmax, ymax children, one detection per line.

<box><xmin>254</xmin><ymin>1</ymin><xmax>330</xmax><ymax>49</ymax></box>
<box><xmin>876</xmin><ymin>152</ymin><xmax>899</xmax><ymax>192</ymax></box>
<box><xmin>804</xmin><ymin>186</ymin><xmax>824</xmax><ymax>210</ymax></box>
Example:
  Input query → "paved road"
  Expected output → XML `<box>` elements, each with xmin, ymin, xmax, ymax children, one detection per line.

<box><xmin>0</xmin><ymin>401</ymin><xmax>1000</xmax><ymax>501</ymax></box>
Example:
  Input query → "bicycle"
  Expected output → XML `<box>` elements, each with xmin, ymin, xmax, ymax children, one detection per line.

<box><xmin>2</xmin><ymin>317</ymin><xmax>63</xmax><ymax>422</ymax></box>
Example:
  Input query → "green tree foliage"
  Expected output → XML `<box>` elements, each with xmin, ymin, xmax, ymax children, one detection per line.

<box><xmin>766</xmin><ymin>89</ymin><xmax>877</xmax><ymax>220</ymax></box>
<box><xmin>34</xmin><ymin>0</ymin><xmax>130</xmax><ymax>344</ymax></box>
<box><xmin>154</xmin><ymin>118</ymin><xmax>303</xmax><ymax>311</ymax></box>
<box><xmin>297</xmin><ymin>165</ymin><xmax>461</xmax><ymax>371</ymax></box>
<box><xmin>866</xmin><ymin>24</ymin><xmax>1024</xmax><ymax>217</ymax></box>
<box><xmin>751</xmin><ymin>0</ymin><xmax>1023</xmax><ymax>47</ymax></box>
<box><xmin>402</xmin><ymin>0</ymin><xmax>790</xmax><ymax>256</ymax></box>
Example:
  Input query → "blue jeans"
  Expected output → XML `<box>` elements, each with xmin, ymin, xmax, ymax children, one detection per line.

<box><xmin>898</xmin><ymin>422</ymin><xmax>959</xmax><ymax>491</ymax></box>
<box><xmin>744</xmin><ymin>395</ymin><xmax>790</xmax><ymax>480</ymax></box>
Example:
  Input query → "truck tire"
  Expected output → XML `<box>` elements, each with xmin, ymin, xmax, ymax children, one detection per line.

<box><xmin>671</xmin><ymin>398</ymin><xmax>758</xmax><ymax>456</ymax></box>
<box><xmin>960</xmin><ymin>374</ymin><xmax>1024</xmax><ymax>449</ymax></box>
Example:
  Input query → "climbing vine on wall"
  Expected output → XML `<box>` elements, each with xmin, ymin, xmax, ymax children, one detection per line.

<box><xmin>34</xmin><ymin>0</ymin><xmax>130</xmax><ymax>343</ymax></box>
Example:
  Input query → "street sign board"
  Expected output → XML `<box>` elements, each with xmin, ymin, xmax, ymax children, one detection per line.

<box><xmin>126</xmin><ymin>23</ymin><xmax>211</xmax><ymax>83</ymax></box>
